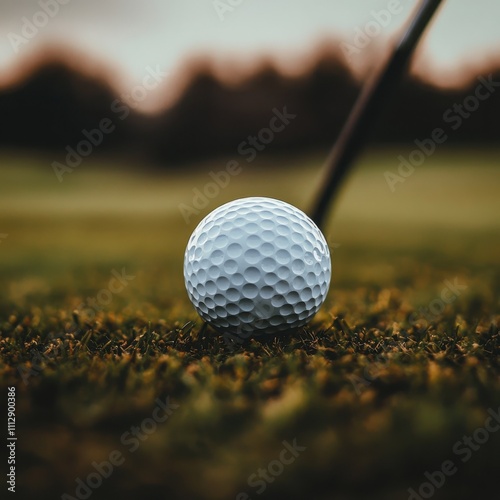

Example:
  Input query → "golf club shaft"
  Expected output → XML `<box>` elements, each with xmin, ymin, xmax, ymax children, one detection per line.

<box><xmin>310</xmin><ymin>0</ymin><xmax>444</xmax><ymax>229</ymax></box>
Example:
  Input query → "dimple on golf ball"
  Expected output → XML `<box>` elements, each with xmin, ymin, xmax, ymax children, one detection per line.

<box><xmin>183</xmin><ymin>197</ymin><xmax>331</xmax><ymax>335</ymax></box>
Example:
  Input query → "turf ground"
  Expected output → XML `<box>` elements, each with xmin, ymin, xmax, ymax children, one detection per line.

<box><xmin>1</xmin><ymin>148</ymin><xmax>499</xmax><ymax>499</ymax></box>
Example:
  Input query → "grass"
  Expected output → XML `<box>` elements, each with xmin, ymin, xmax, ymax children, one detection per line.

<box><xmin>1</xmin><ymin>148</ymin><xmax>499</xmax><ymax>500</ymax></box>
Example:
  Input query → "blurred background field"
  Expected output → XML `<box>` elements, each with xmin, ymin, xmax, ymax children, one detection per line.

<box><xmin>1</xmin><ymin>147</ymin><xmax>499</xmax><ymax>301</ymax></box>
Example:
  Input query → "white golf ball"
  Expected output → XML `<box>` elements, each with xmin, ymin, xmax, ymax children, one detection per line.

<box><xmin>184</xmin><ymin>197</ymin><xmax>331</xmax><ymax>335</ymax></box>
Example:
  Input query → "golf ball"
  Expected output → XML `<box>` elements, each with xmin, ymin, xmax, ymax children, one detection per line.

<box><xmin>184</xmin><ymin>197</ymin><xmax>331</xmax><ymax>334</ymax></box>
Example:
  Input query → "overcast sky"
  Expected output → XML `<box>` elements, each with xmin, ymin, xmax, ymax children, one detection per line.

<box><xmin>1</xmin><ymin>0</ymin><xmax>499</xmax><ymax>110</ymax></box>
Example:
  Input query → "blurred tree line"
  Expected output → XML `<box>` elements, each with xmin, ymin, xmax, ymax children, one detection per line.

<box><xmin>0</xmin><ymin>52</ymin><xmax>498</xmax><ymax>168</ymax></box>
